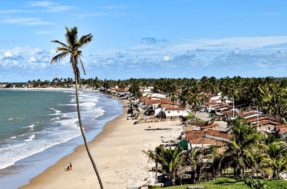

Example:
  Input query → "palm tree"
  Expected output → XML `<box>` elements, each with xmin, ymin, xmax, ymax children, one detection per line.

<box><xmin>220</xmin><ymin>119</ymin><xmax>262</xmax><ymax>180</ymax></box>
<box><xmin>188</xmin><ymin>145</ymin><xmax>218</xmax><ymax>183</ymax></box>
<box><xmin>145</xmin><ymin>145</ymin><xmax>183</xmax><ymax>185</ymax></box>
<box><xmin>260</xmin><ymin>142</ymin><xmax>287</xmax><ymax>179</ymax></box>
<box><xmin>51</xmin><ymin>27</ymin><xmax>104</xmax><ymax>189</ymax></box>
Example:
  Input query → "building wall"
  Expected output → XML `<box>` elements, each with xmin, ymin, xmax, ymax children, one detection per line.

<box><xmin>165</xmin><ymin>110</ymin><xmax>189</xmax><ymax>117</ymax></box>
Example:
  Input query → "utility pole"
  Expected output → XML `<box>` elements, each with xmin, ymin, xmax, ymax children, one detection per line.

<box><xmin>232</xmin><ymin>98</ymin><xmax>235</xmax><ymax>118</ymax></box>
<box><xmin>256</xmin><ymin>106</ymin><xmax>259</xmax><ymax>131</ymax></box>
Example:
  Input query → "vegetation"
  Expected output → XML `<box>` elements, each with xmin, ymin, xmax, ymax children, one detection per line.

<box><xmin>51</xmin><ymin>27</ymin><xmax>104</xmax><ymax>189</ymax></box>
<box><xmin>20</xmin><ymin>76</ymin><xmax>287</xmax><ymax>121</ymax></box>
<box><xmin>145</xmin><ymin>118</ymin><xmax>287</xmax><ymax>187</ymax></box>
<box><xmin>151</xmin><ymin>178</ymin><xmax>287</xmax><ymax>189</ymax></box>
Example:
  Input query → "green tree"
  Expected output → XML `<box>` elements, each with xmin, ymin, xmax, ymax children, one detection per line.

<box><xmin>145</xmin><ymin>145</ymin><xmax>183</xmax><ymax>185</ymax></box>
<box><xmin>221</xmin><ymin>119</ymin><xmax>262</xmax><ymax>180</ymax></box>
<box><xmin>261</xmin><ymin>142</ymin><xmax>287</xmax><ymax>179</ymax></box>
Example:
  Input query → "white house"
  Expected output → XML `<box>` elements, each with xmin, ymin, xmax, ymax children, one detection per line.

<box><xmin>164</xmin><ymin>107</ymin><xmax>189</xmax><ymax>119</ymax></box>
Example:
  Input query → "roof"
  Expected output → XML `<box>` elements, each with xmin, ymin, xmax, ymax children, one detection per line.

<box><xmin>165</xmin><ymin>107</ymin><xmax>186</xmax><ymax>111</ymax></box>
<box><xmin>161</xmin><ymin>104</ymin><xmax>180</xmax><ymax>109</ymax></box>
<box><xmin>275</xmin><ymin>125</ymin><xmax>287</xmax><ymax>135</ymax></box>
<box><xmin>112</xmin><ymin>88</ymin><xmax>129</xmax><ymax>92</ymax></box>
<box><xmin>190</xmin><ymin>138</ymin><xmax>226</xmax><ymax>146</ymax></box>
<box><xmin>245</xmin><ymin>115</ymin><xmax>280</xmax><ymax>126</ymax></box>
<box><xmin>141</xmin><ymin>97</ymin><xmax>179</xmax><ymax>107</ymax></box>
<box><xmin>238</xmin><ymin>110</ymin><xmax>260</xmax><ymax>118</ymax></box>
<box><xmin>185</xmin><ymin>130</ymin><xmax>231</xmax><ymax>145</ymax></box>
<box><xmin>200</xmin><ymin>123</ymin><xmax>218</xmax><ymax>129</ymax></box>
<box><xmin>160</xmin><ymin>99</ymin><xmax>179</xmax><ymax>105</ymax></box>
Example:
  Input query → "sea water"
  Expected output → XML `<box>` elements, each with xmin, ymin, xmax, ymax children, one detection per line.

<box><xmin>0</xmin><ymin>89</ymin><xmax>122</xmax><ymax>188</ymax></box>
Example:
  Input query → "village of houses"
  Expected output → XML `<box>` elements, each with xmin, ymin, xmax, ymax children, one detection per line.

<box><xmin>107</xmin><ymin>86</ymin><xmax>287</xmax><ymax>153</ymax></box>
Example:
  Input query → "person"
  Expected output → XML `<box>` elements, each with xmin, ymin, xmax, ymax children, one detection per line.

<box><xmin>65</xmin><ymin>162</ymin><xmax>72</xmax><ymax>171</ymax></box>
<box><xmin>65</xmin><ymin>165</ymin><xmax>70</xmax><ymax>171</ymax></box>
<box><xmin>69</xmin><ymin>162</ymin><xmax>72</xmax><ymax>170</ymax></box>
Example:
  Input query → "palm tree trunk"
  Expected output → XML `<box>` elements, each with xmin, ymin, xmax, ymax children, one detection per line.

<box><xmin>155</xmin><ymin>161</ymin><xmax>158</xmax><ymax>183</ymax></box>
<box><xmin>241</xmin><ymin>167</ymin><xmax>244</xmax><ymax>180</ymax></box>
<box><xmin>74</xmin><ymin>76</ymin><xmax>104</xmax><ymax>189</ymax></box>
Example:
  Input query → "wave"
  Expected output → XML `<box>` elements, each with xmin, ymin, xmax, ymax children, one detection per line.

<box><xmin>0</xmin><ymin>91</ymin><xmax>107</xmax><ymax>170</ymax></box>
<box><xmin>49</xmin><ymin>108</ymin><xmax>62</xmax><ymax>115</ymax></box>
<box><xmin>24</xmin><ymin>124</ymin><xmax>35</xmax><ymax>129</ymax></box>
<box><xmin>24</xmin><ymin>134</ymin><xmax>35</xmax><ymax>142</ymax></box>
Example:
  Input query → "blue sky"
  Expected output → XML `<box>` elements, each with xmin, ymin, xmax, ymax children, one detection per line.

<box><xmin>0</xmin><ymin>0</ymin><xmax>287</xmax><ymax>82</ymax></box>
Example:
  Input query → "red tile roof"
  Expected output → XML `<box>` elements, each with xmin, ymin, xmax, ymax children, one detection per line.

<box><xmin>276</xmin><ymin>125</ymin><xmax>287</xmax><ymax>135</ymax></box>
<box><xmin>165</xmin><ymin>107</ymin><xmax>186</xmax><ymax>111</ymax></box>
<box><xmin>238</xmin><ymin>111</ymin><xmax>259</xmax><ymax>118</ymax></box>
<box><xmin>200</xmin><ymin>123</ymin><xmax>218</xmax><ymax>129</ymax></box>
<box><xmin>161</xmin><ymin>104</ymin><xmax>180</xmax><ymax>109</ymax></box>
<box><xmin>185</xmin><ymin>130</ymin><xmax>231</xmax><ymax>145</ymax></box>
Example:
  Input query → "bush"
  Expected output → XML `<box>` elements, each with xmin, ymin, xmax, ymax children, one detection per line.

<box><xmin>264</xmin><ymin>180</ymin><xmax>287</xmax><ymax>189</ymax></box>
<box><xmin>245</xmin><ymin>179</ymin><xmax>267</xmax><ymax>189</ymax></box>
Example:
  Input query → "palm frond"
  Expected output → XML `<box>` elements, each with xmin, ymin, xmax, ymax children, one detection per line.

<box><xmin>78</xmin><ymin>33</ymin><xmax>93</xmax><ymax>47</ymax></box>
<box><xmin>50</xmin><ymin>52</ymin><xmax>69</xmax><ymax>64</ymax></box>
<box><xmin>65</xmin><ymin>26</ymin><xmax>78</xmax><ymax>47</ymax></box>
<box><xmin>56</xmin><ymin>47</ymin><xmax>70</xmax><ymax>53</ymax></box>
<box><xmin>79</xmin><ymin>58</ymin><xmax>86</xmax><ymax>75</ymax></box>
<box><xmin>51</xmin><ymin>40</ymin><xmax>69</xmax><ymax>48</ymax></box>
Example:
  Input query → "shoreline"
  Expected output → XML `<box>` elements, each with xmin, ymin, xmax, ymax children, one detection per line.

<box><xmin>20</xmin><ymin>99</ymin><xmax>182</xmax><ymax>189</ymax></box>
<box><xmin>20</xmin><ymin>99</ymin><xmax>126</xmax><ymax>189</ymax></box>
<box><xmin>0</xmin><ymin>90</ymin><xmax>122</xmax><ymax>189</ymax></box>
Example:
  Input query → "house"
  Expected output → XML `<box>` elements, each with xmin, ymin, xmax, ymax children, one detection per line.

<box><xmin>275</xmin><ymin>125</ymin><xmax>287</xmax><ymax>138</ymax></box>
<box><xmin>208</xmin><ymin>93</ymin><xmax>222</xmax><ymax>103</ymax></box>
<box><xmin>163</xmin><ymin>107</ymin><xmax>189</xmax><ymax>119</ymax></box>
<box><xmin>142</xmin><ymin>93</ymin><xmax>167</xmax><ymax>99</ymax></box>
<box><xmin>238</xmin><ymin>110</ymin><xmax>261</xmax><ymax>119</ymax></box>
<box><xmin>141</xmin><ymin>86</ymin><xmax>154</xmax><ymax>96</ymax></box>
<box><xmin>238</xmin><ymin>110</ymin><xmax>281</xmax><ymax>132</ymax></box>
<box><xmin>245</xmin><ymin>116</ymin><xmax>280</xmax><ymax>132</ymax></box>
<box><xmin>184</xmin><ymin>129</ymin><xmax>231</xmax><ymax>153</ymax></box>
<box><xmin>0</xmin><ymin>84</ymin><xmax>7</xmax><ymax>88</ymax></box>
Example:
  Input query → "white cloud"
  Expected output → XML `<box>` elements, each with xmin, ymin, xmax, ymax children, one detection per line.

<box><xmin>167</xmin><ymin>36</ymin><xmax>287</xmax><ymax>53</ymax></box>
<box><xmin>73</xmin><ymin>12</ymin><xmax>108</xmax><ymax>19</ymax></box>
<box><xmin>163</xmin><ymin>55</ymin><xmax>173</xmax><ymax>61</ymax></box>
<box><xmin>0</xmin><ymin>47</ymin><xmax>52</xmax><ymax>69</ymax></box>
<box><xmin>36</xmin><ymin>30</ymin><xmax>53</xmax><ymax>35</ymax></box>
<box><xmin>29</xmin><ymin>1</ymin><xmax>72</xmax><ymax>12</ymax></box>
<box><xmin>0</xmin><ymin>17</ymin><xmax>52</xmax><ymax>26</ymax></box>
<box><xmin>0</xmin><ymin>9</ymin><xmax>34</xmax><ymax>14</ymax></box>
<box><xmin>4</xmin><ymin>51</ymin><xmax>13</xmax><ymax>58</ymax></box>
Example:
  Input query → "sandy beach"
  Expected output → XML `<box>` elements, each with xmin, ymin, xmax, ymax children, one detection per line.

<box><xmin>20</xmin><ymin>101</ymin><xmax>182</xmax><ymax>189</ymax></box>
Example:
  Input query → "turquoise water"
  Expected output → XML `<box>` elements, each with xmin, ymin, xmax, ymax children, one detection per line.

<box><xmin>0</xmin><ymin>89</ymin><xmax>122</xmax><ymax>188</ymax></box>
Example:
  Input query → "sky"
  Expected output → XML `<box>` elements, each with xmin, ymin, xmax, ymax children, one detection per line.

<box><xmin>0</xmin><ymin>0</ymin><xmax>287</xmax><ymax>82</ymax></box>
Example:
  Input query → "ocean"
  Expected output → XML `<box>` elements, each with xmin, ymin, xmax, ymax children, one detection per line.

<box><xmin>0</xmin><ymin>89</ymin><xmax>122</xmax><ymax>189</ymax></box>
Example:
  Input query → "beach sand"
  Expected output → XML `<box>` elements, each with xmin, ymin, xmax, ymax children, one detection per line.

<box><xmin>20</xmin><ymin>102</ymin><xmax>182</xmax><ymax>189</ymax></box>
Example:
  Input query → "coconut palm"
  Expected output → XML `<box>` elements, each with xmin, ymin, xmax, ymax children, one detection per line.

<box><xmin>188</xmin><ymin>145</ymin><xmax>219</xmax><ymax>183</ymax></box>
<box><xmin>220</xmin><ymin>119</ymin><xmax>262</xmax><ymax>179</ymax></box>
<box><xmin>145</xmin><ymin>145</ymin><xmax>183</xmax><ymax>185</ymax></box>
<box><xmin>260</xmin><ymin>142</ymin><xmax>287</xmax><ymax>179</ymax></box>
<box><xmin>51</xmin><ymin>27</ymin><xmax>104</xmax><ymax>189</ymax></box>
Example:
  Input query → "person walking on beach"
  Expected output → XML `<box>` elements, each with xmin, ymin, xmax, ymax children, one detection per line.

<box><xmin>69</xmin><ymin>162</ymin><xmax>72</xmax><ymax>170</ymax></box>
<box><xmin>65</xmin><ymin>162</ymin><xmax>72</xmax><ymax>171</ymax></box>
